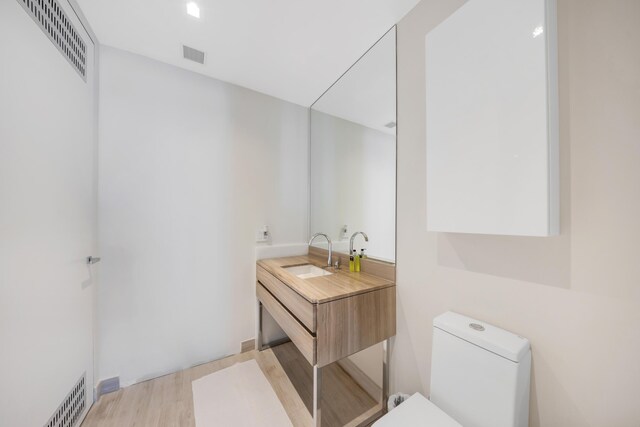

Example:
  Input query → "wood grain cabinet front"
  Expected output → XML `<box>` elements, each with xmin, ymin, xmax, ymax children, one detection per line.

<box><xmin>256</xmin><ymin>257</ymin><xmax>396</xmax><ymax>368</ymax></box>
<box><xmin>256</xmin><ymin>283</ymin><xmax>316</xmax><ymax>365</ymax></box>
<box><xmin>257</xmin><ymin>265</ymin><xmax>316</xmax><ymax>332</ymax></box>
<box><xmin>316</xmin><ymin>286</ymin><xmax>396</xmax><ymax>367</ymax></box>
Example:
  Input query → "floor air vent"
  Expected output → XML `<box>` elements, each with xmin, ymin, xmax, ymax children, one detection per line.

<box><xmin>183</xmin><ymin>45</ymin><xmax>205</xmax><ymax>64</ymax></box>
<box><xmin>44</xmin><ymin>373</ymin><xmax>86</xmax><ymax>427</ymax></box>
<box><xmin>16</xmin><ymin>0</ymin><xmax>87</xmax><ymax>81</ymax></box>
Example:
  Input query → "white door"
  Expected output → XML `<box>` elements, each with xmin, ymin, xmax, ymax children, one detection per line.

<box><xmin>0</xmin><ymin>0</ymin><xmax>97</xmax><ymax>426</ymax></box>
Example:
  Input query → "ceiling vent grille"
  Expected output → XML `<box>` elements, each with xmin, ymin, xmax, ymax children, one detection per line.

<box><xmin>16</xmin><ymin>0</ymin><xmax>87</xmax><ymax>81</ymax></box>
<box><xmin>43</xmin><ymin>373</ymin><xmax>86</xmax><ymax>427</ymax></box>
<box><xmin>183</xmin><ymin>45</ymin><xmax>205</xmax><ymax>64</ymax></box>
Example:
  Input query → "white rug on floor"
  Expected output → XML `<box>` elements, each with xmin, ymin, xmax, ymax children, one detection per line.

<box><xmin>192</xmin><ymin>359</ymin><xmax>293</xmax><ymax>427</ymax></box>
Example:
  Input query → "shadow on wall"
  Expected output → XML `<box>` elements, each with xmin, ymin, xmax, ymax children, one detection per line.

<box><xmin>528</xmin><ymin>351</ymin><xmax>592</xmax><ymax>426</ymax></box>
<box><xmin>389</xmin><ymin>297</ymin><xmax>428</xmax><ymax>395</ymax></box>
<box><xmin>436</xmin><ymin>232</ymin><xmax>570</xmax><ymax>289</ymax></box>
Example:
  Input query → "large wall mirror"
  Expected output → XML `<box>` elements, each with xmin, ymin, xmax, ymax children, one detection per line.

<box><xmin>310</xmin><ymin>27</ymin><xmax>396</xmax><ymax>263</ymax></box>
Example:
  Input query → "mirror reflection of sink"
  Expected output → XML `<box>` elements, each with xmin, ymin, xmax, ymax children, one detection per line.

<box><xmin>284</xmin><ymin>264</ymin><xmax>333</xmax><ymax>279</ymax></box>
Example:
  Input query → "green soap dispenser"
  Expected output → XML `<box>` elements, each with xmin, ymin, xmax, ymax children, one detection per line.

<box><xmin>355</xmin><ymin>250</ymin><xmax>361</xmax><ymax>272</ymax></box>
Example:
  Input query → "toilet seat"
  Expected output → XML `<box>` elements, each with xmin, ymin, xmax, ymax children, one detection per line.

<box><xmin>373</xmin><ymin>393</ymin><xmax>462</xmax><ymax>426</ymax></box>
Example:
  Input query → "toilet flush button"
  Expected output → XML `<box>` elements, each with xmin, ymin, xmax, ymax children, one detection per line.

<box><xmin>469</xmin><ymin>323</ymin><xmax>485</xmax><ymax>331</ymax></box>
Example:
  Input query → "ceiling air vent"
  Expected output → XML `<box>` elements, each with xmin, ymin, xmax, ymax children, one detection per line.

<box><xmin>44</xmin><ymin>373</ymin><xmax>86</xmax><ymax>427</ymax></box>
<box><xmin>16</xmin><ymin>0</ymin><xmax>88</xmax><ymax>81</ymax></box>
<box><xmin>183</xmin><ymin>45</ymin><xmax>205</xmax><ymax>64</ymax></box>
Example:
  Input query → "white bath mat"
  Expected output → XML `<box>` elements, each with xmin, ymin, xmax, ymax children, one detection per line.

<box><xmin>192</xmin><ymin>359</ymin><xmax>293</xmax><ymax>427</ymax></box>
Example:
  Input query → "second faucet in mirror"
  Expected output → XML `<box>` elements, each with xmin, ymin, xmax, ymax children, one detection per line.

<box><xmin>349</xmin><ymin>231</ymin><xmax>369</xmax><ymax>256</ymax></box>
<box><xmin>349</xmin><ymin>232</ymin><xmax>369</xmax><ymax>272</ymax></box>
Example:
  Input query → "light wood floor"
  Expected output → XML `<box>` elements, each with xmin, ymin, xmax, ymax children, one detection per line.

<box><xmin>82</xmin><ymin>342</ymin><xmax>379</xmax><ymax>427</ymax></box>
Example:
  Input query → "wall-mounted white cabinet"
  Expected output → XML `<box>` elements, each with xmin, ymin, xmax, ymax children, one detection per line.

<box><xmin>425</xmin><ymin>0</ymin><xmax>559</xmax><ymax>236</ymax></box>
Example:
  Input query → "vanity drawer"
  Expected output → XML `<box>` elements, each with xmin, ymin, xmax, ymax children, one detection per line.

<box><xmin>316</xmin><ymin>286</ymin><xmax>396</xmax><ymax>367</ymax></box>
<box><xmin>257</xmin><ymin>283</ymin><xmax>316</xmax><ymax>366</ymax></box>
<box><xmin>257</xmin><ymin>265</ymin><xmax>316</xmax><ymax>332</ymax></box>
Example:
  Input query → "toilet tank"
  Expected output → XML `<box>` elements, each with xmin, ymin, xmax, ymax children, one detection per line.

<box><xmin>430</xmin><ymin>312</ymin><xmax>531</xmax><ymax>427</ymax></box>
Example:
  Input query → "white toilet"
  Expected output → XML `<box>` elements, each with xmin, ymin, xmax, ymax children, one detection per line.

<box><xmin>375</xmin><ymin>311</ymin><xmax>531</xmax><ymax>427</ymax></box>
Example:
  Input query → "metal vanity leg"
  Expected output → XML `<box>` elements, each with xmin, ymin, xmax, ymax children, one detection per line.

<box><xmin>382</xmin><ymin>339</ymin><xmax>390</xmax><ymax>414</ymax></box>
<box><xmin>257</xmin><ymin>300</ymin><xmax>264</xmax><ymax>351</ymax></box>
<box><xmin>313</xmin><ymin>365</ymin><xmax>322</xmax><ymax>427</ymax></box>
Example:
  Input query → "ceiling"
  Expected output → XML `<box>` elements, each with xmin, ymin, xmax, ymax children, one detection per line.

<box><xmin>74</xmin><ymin>0</ymin><xmax>419</xmax><ymax>106</ymax></box>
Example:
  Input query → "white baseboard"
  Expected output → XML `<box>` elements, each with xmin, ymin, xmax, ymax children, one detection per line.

<box><xmin>95</xmin><ymin>376</ymin><xmax>120</xmax><ymax>399</ymax></box>
<box><xmin>241</xmin><ymin>338</ymin><xmax>256</xmax><ymax>353</ymax></box>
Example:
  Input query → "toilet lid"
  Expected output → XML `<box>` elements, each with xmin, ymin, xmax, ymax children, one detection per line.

<box><xmin>373</xmin><ymin>393</ymin><xmax>462</xmax><ymax>427</ymax></box>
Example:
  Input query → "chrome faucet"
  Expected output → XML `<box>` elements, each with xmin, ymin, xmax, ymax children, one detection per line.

<box><xmin>309</xmin><ymin>232</ymin><xmax>332</xmax><ymax>267</ymax></box>
<box><xmin>349</xmin><ymin>231</ymin><xmax>369</xmax><ymax>256</ymax></box>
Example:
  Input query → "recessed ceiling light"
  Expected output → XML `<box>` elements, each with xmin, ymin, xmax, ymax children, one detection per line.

<box><xmin>187</xmin><ymin>2</ymin><xmax>200</xmax><ymax>18</ymax></box>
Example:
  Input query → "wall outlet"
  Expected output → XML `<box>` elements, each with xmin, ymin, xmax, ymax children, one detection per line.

<box><xmin>341</xmin><ymin>224</ymin><xmax>349</xmax><ymax>240</ymax></box>
<box><xmin>256</xmin><ymin>225</ymin><xmax>270</xmax><ymax>243</ymax></box>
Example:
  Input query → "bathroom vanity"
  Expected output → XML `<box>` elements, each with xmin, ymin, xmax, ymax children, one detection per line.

<box><xmin>256</xmin><ymin>247</ymin><xmax>396</xmax><ymax>426</ymax></box>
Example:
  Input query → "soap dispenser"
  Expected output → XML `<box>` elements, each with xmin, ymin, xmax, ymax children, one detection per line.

<box><xmin>355</xmin><ymin>250</ymin><xmax>361</xmax><ymax>272</ymax></box>
<box><xmin>355</xmin><ymin>248</ymin><xmax>366</xmax><ymax>273</ymax></box>
<box><xmin>349</xmin><ymin>250</ymin><xmax>356</xmax><ymax>272</ymax></box>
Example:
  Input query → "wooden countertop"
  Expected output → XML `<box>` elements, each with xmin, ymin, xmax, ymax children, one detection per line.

<box><xmin>257</xmin><ymin>254</ymin><xmax>395</xmax><ymax>304</ymax></box>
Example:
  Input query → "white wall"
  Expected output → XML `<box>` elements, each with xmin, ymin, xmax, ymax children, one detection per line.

<box><xmin>97</xmin><ymin>46</ymin><xmax>309</xmax><ymax>386</ymax></box>
<box><xmin>0</xmin><ymin>1</ymin><xmax>98</xmax><ymax>426</ymax></box>
<box><xmin>310</xmin><ymin>111</ymin><xmax>396</xmax><ymax>261</ymax></box>
<box><xmin>394</xmin><ymin>0</ymin><xmax>640</xmax><ymax>426</ymax></box>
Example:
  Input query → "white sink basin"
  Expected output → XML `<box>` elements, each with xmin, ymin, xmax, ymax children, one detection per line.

<box><xmin>284</xmin><ymin>264</ymin><xmax>333</xmax><ymax>279</ymax></box>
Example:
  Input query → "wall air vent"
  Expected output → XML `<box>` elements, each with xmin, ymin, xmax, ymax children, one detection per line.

<box><xmin>16</xmin><ymin>0</ymin><xmax>87</xmax><ymax>81</ymax></box>
<box><xmin>44</xmin><ymin>373</ymin><xmax>86</xmax><ymax>427</ymax></box>
<box><xmin>183</xmin><ymin>45</ymin><xmax>205</xmax><ymax>64</ymax></box>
